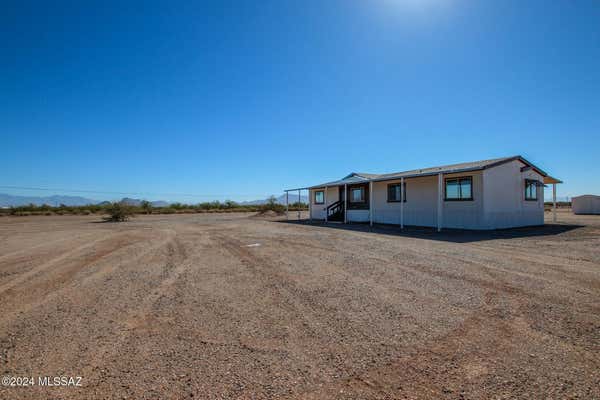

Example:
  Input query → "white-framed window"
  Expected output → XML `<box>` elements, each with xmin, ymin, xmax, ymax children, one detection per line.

<box><xmin>524</xmin><ymin>180</ymin><xmax>538</xmax><ymax>201</ymax></box>
<box><xmin>387</xmin><ymin>182</ymin><xmax>406</xmax><ymax>202</ymax></box>
<box><xmin>445</xmin><ymin>176</ymin><xmax>473</xmax><ymax>201</ymax></box>
<box><xmin>314</xmin><ymin>190</ymin><xmax>324</xmax><ymax>204</ymax></box>
<box><xmin>350</xmin><ymin>187</ymin><xmax>365</xmax><ymax>203</ymax></box>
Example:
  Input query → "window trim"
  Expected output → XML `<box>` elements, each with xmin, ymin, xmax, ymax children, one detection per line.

<box><xmin>314</xmin><ymin>190</ymin><xmax>325</xmax><ymax>205</ymax></box>
<box><xmin>444</xmin><ymin>176</ymin><xmax>474</xmax><ymax>201</ymax></box>
<box><xmin>387</xmin><ymin>182</ymin><xmax>407</xmax><ymax>203</ymax></box>
<box><xmin>349</xmin><ymin>186</ymin><xmax>365</xmax><ymax>203</ymax></box>
<box><xmin>524</xmin><ymin>179</ymin><xmax>538</xmax><ymax>201</ymax></box>
<box><xmin>346</xmin><ymin>183</ymin><xmax>369</xmax><ymax>210</ymax></box>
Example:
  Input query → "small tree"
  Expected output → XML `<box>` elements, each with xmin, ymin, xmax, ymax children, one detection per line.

<box><xmin>224</xmin><ymin>200</ymin><xmax>237</xmax><ymax>209</ymax></box>
<box><xmin>140</xmin><ymin>200</ymin><xmax>153</xmax><ymax>215</ymax></box>
<box><xmin>104</xmin><ymin>202</ymin><xmax>135</xmax><ymax>222</ymax></box>
<box><xmin>261</xmin><ymin>195</ymin><xmax>284</xmax><ymax>213</ymax></box>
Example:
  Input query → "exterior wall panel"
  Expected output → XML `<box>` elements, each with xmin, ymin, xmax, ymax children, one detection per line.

<box><xmin>309</xmin><ymin>187</ymin><xmax>339</xmax><ymax>220</ymax></box>
<box><xmin>483</xmin><ymin>160</ymin><xmax>544</xmax><ymax>228</ymax></box>
<box><xmin>370</xmin><ymin>172</ymin><xmax>485</xmax><ymax>229</ymax></box>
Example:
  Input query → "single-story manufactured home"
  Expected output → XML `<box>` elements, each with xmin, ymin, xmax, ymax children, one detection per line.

<box><xmin>285</xmin><ymin>156</ymin><xmax>562</xmax><ymax>230</ymax></box>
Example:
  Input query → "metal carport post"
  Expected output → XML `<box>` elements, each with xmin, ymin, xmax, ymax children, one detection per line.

<box><xmin>437</xmin><ymin>173</ymin><xmax>443</xmax><ymax>232</ymax></box>
<box><xmin>344</xmin><ymin>184</ymin><xmax>348</xmax><ymax>224</ymax></box>
<box><xmin>400</xmin><ymin>177</ymin><xmax>404</xmax><ymax>229</ymax></box>
<box><xmin>298</xmin><ymin>190</ymin><xmax>301</xmax><ymax>220</ymax></box>
<box><xmin>369</xmin><ymin>181</ymin><xmax>373</xmax><ymax>227</ymax></box>
<box><xmin>324</xmin><ymin>186</ymin><xmax>328</xmax><ymax>222</ymax></box>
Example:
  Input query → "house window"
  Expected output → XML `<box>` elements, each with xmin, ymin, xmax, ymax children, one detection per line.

<box><xmin>350</xmin><ymin>187</ymin><xmax>365</xmax><ymax>203</ymax></box>
<box><xmin>524</xmin><ymin>180</ymin><xmax>538</xmax><ymax>201</ymax></box>
<box><xmin>387</xmin><ymin>182</ymin><xmax>406</xmax><ymax>202</ymax></box>
<box><xmin>445</xmin><ymin>177</ymin><xmax>473</xmax><ymax>201</ymax></box>
<box><xmin>314</xmin><ymin>190</ymin><xmax>324</xmax><ymax>204</ymax></box>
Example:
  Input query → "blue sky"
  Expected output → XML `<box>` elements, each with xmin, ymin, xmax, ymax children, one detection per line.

<box><xmin>1</xmin><ymin>0</ymin><xmax>599</xmax><ymax>202</ymax></box>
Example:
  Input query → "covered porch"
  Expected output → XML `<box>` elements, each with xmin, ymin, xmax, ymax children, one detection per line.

<box><xmin>286</xmin><ymin>173</ymin><xmax>446</xmax><ymax>231</ymax></box>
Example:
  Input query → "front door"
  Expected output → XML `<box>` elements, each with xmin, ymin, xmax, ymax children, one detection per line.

<box><xmin>339</xmin><ymin>186</ymin><xmax>345</xmax><ymax>202</ymax></box>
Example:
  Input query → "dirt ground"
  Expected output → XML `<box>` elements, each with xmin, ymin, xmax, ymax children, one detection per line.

<box><xmin>0</xmin><ymin>210</ymin><xmax>598</xmax><ymax>399</ymax></box>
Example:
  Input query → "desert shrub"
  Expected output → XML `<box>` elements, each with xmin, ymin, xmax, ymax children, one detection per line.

<box><xmin>196</xmin><ymin>202</ymin><xmax>211</xmax><ymax>211</ymax></box>
<box><xmin>170</xmin><ymin>202</ymin><xmax>187</xmax><ymax>210</ymax></box>
<box><xmin>260</xmin><ymin>196</ymin><xmax>285</xmax><ymax>214</ymax></box>
<box><xmin>103</xmin><ymin>202</ymin><xmax>135</xmax><ymax>222</ymax></box>
<box><xmin>223</xmin><ymin>200</ymin><xmax>238</xmax><ymax>209</ymax></box>
<box><xmin>140</xmin><ymin>200</ymin><xmax>153</xmax><ymax>215</ymax></box>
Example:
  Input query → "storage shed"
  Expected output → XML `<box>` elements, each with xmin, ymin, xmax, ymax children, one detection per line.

<box><xmin>572</xmin><ymin>195</ymin><xmax>600</xmax><ymax>215</ymax></box>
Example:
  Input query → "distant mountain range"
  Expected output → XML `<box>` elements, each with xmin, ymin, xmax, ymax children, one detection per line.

<box><xmin>118</xmin><ymin>198</ymin><xmax>170</xmax><ymax>207</ymax></box>
<box><xmin>0</xmin><ymin>193</ymin><xmax>169</xmax><ymax>208</ymax></box>
<box><xmin>0</xmin><ymin>193</ymin><xmax>307</xmax><ymax>207</ymax></box>
<box><xmin>0</xmin><ymin>193</ymin><xmax>99</xmax><ymax>207</ymax></box>
<box><xmin>242</xmin><ymin>193</ymin><xmax>308</xmax><ymax>205</ymax></box>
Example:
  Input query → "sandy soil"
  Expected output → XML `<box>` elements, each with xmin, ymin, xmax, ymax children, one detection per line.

<box><xmin>0</xmin><ymin>211</ymin><xmax>598</xmax><ymax>399</ymax></box>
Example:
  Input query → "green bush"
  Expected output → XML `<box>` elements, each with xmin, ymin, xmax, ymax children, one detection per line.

<box><xmin>103</xmin><ymin>202</ymin><xmax>136</xmax><ymax>222</ymax></box>
<box><xmin>140</xmin><ymin>200</ymin><xmax>153</xmax><ymax>214</ymax></box>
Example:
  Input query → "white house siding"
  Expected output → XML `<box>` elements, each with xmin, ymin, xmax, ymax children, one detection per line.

<box><xmin>370</xmin><ymin>172</ymin><xmax>485</xmax><ymax>229</ymax></box>
<box><xmin>309</xmin><ymin>159</ymin><xmax>547</xmax><ymax>229</ymax></box>
<box><xmin>309</xmin><ymin>187</ymin><xmax>339</xmax><ymax>220</ymax></box>
<box><xmin>482</xmin><ymin>160</ymin><xmax>544</xmax><ymax>228</ymax></box>
<box><xmin>347</xmin><ymin>210</ymin><xmax>369</xmax><ymax>222</ymax></box>
<box><xmin>371</xmin><ymin>176</ymin><xmax>436</xmax><ymax>227</ymax></box>
<box><xmin>442</xmin><ymin>171</ymin><xmax>486</xmax><ymax>229</ymax></box>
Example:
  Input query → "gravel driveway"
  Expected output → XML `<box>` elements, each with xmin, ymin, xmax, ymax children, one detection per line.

<box><xmin>0</xmin><ymin>212</ymin><xmax>598</xmax><ymax>399</ymax></box>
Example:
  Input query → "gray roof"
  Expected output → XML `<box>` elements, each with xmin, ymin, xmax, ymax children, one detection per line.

<box><xmin>310</xmin><ymin>174</ymin><xmax>371</xmax><ymax>188</ymax></box>
<box><xmin>286</xmin><ymin>156</ymin><xmax>557</xmax><ymax>191</ymax></box>
<box><xmin>373</xmin><ymin>156</ymin><xmax>535</xmax><ymax>181</ymax></box>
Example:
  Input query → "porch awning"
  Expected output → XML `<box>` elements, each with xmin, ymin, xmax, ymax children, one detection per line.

<box><xmin>543</xmin><ymin>175</ymin><xmax>562</xmax><ymax>185</ymax></box>
<box><xmin>286</xmin><ymin>175</ymin><xmax>371</xmax><ymax>192</ymax></box>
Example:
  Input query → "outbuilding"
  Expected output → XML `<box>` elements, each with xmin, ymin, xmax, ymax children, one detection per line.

<box><xmin>572</xmin><ymin>195</ymin><xmax>600</xmax><ymax>215</ymax></box>
<box><xmin>286</xmin><ymin>156</ymin><xmax>562</xmax><ymax>230</ymax></box>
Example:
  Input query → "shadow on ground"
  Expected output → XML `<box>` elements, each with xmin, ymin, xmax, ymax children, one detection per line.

<box><xmin>278</xmin><ymin>220</ymin><xmax>584</xmax><ymax>243</ymax></box>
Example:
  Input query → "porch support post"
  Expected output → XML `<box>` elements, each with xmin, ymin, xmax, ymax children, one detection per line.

<box><xmin>437</xmin><ymin>173</ymin><xmax>443</xmax><ymax>232</ymax></box>
<box><xmin>344</xmin><ymin>184</ymin><xmax>348</xmax><ymax>224</ymax></box>
<box><xmin>298</xmin><ymin>190</ymin><xmax>301</xmax><ymax>220</ymax></box>
<box><xmin>552</xmin><ymin>183</ymin><xmax>557</xmax><ymax>223</ymax></box>
<box><xmin>324</xmin><ymin>186</ymin><xmax>328</xmax><ymax>222</ymax></box>
<box><xmin>286</xmin><ymin>191</ymin><xmax>289</xmax><ymax>220</ymax></box>
<box><xmin>400</xmin><ymin>177</ymin><xmax>404</xmax><ymax>229</ymax></box>
<box><xmin>369</xmin><ymin>181</ymin><xmax>373</xmax><ymax>227</ymax></box>
<box><xmin>308</xmin><ymin>189</ymin><xmax>312</xmax><ymax>223</ymax></box>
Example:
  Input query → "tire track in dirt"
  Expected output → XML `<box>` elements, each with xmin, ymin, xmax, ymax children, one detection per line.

<box><xmin>207</xmin><ymin>230</ymin><xmax>446</xmax><ymax>398</ymax></box>
<box><xmin>293</xmin><ymin>288</ymin><xmax>554</xmax><ymax>399</ymax></box>
<box><xmin>0</xmin><ymin>229</ymin><xmax>191</xmax><ymax>400</ymax></box>
<box><xmin>255</xmin><ymin>230</ymin><xmax>598</xmax><ymax>399</ymax></box>
<box><xmin>73</xmin><ymin>232</ymin><xmax>193</xmax><ymax>399</ymax></box>
<box><xmin>209</xmin><ymin>231</ymin><xmax>338</xmax><ymax>335</ymax></box>
<box><xmin>0</xmin><ymin>231</ymin><xmax>101</xmax><ymax>263</ymax></box>
<box><xmin>0</xmin><ymin>229</ymin><xmax>179</xmax><ymax>327</ymax></box>
<box><xmin>0</xmin><ymin>232</ymin><xmax>134</xmax><ymax>296</ymax></box>
<box><xmin>122</xmin><ymin>233</ymin><xmax>189</xmax><ymax>331</ymax></box>
<box><xmin>207</xmin><ymin>232</ymin><xmax>344</xmax><ymax>378</ymax></box>
<box><xmin>0</xmin><ymin>229</ymin><xmax>180</xmax><ymax>389</ymax></box>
